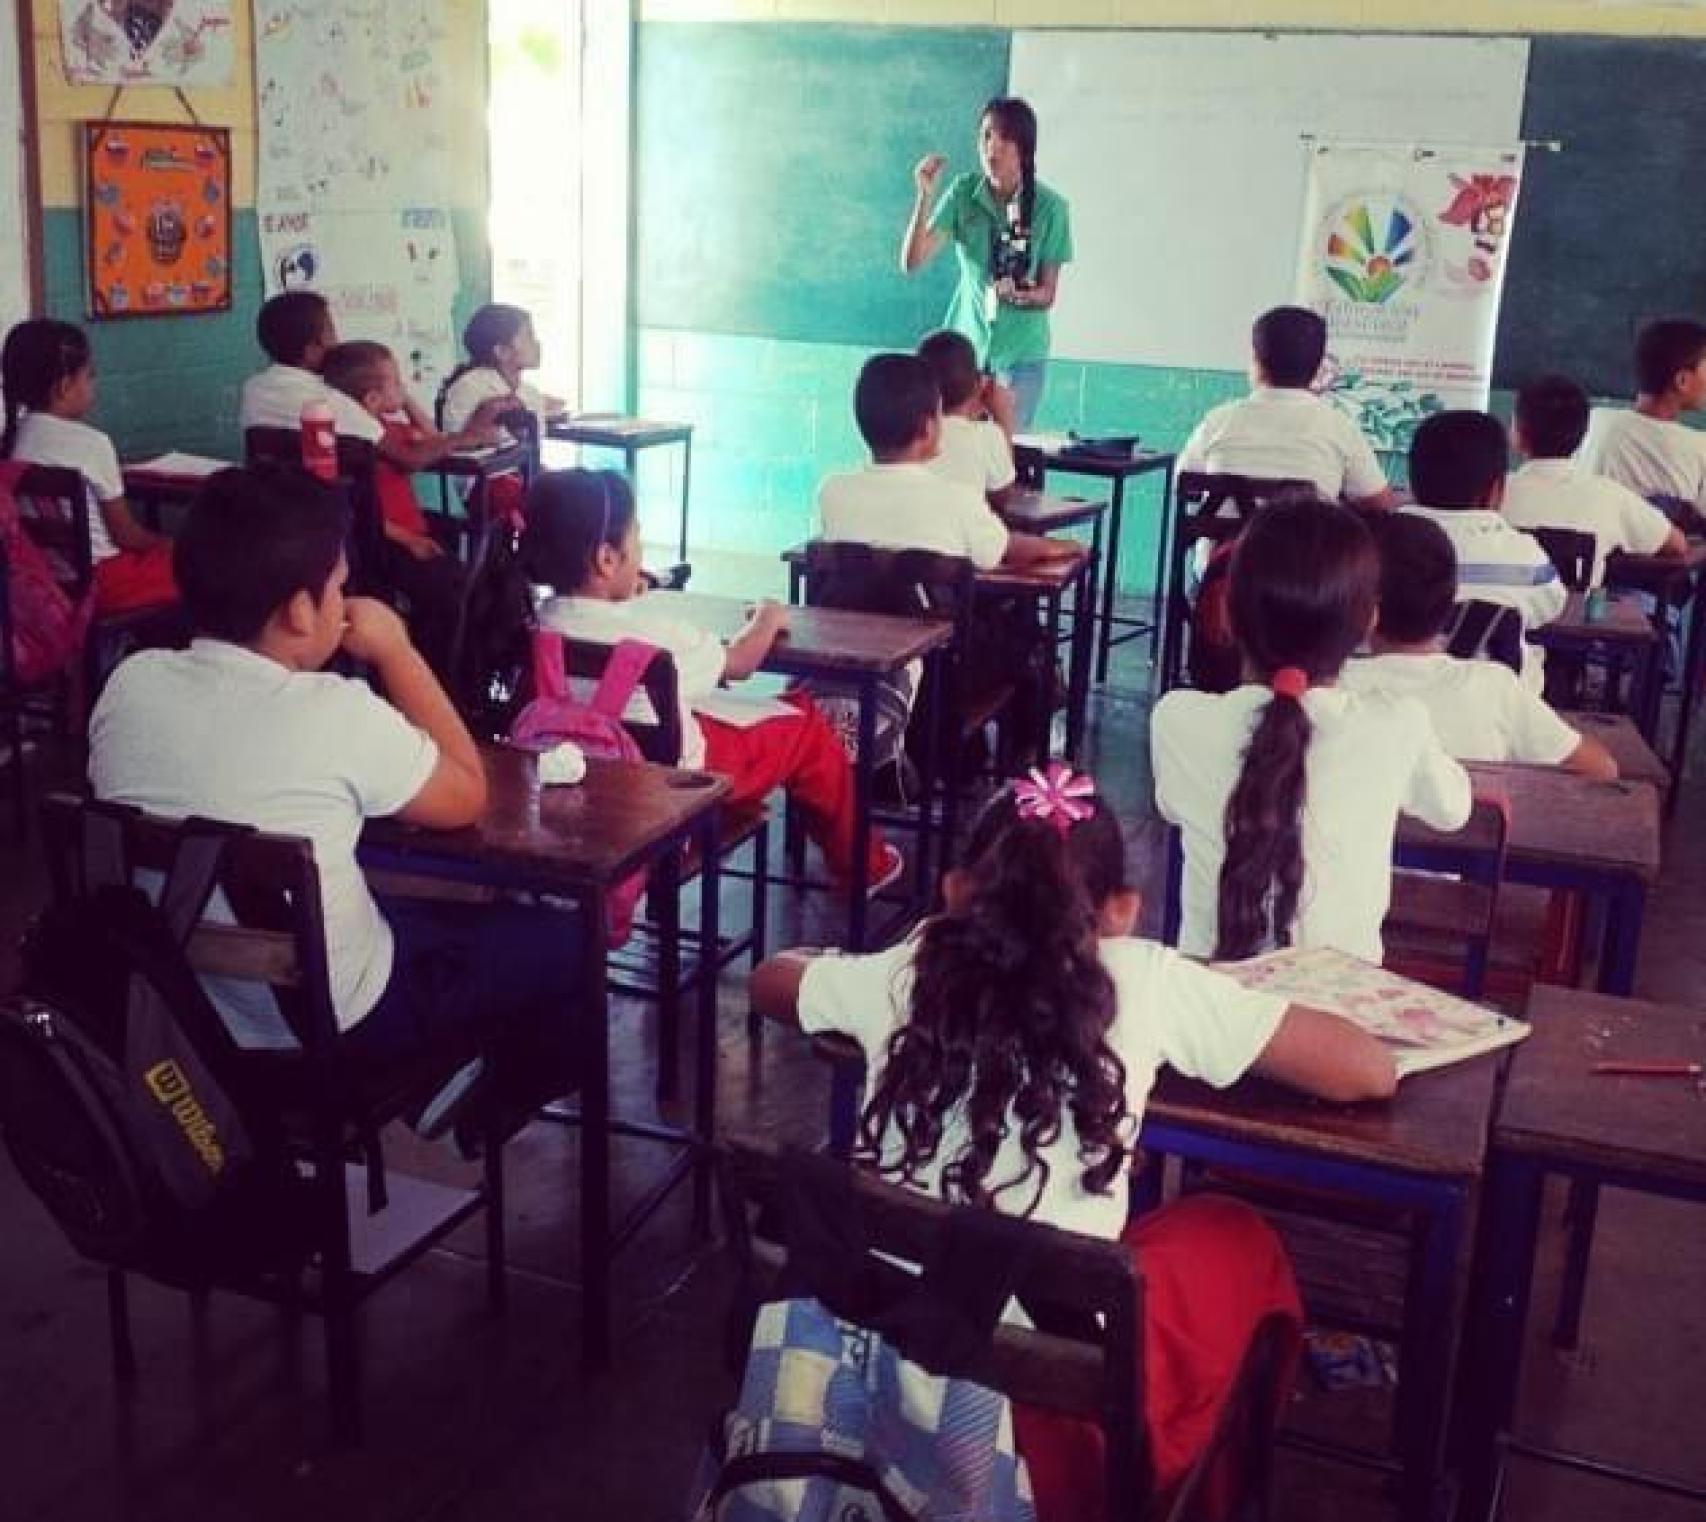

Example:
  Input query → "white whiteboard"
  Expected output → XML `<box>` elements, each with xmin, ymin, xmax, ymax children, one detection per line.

<box><xmin>1009</xmin><ymin>32</ymin><xmax>1530</xmax><ymax>370</ymax></box>
<box><xmin>0</xmin><ymin>0</ymin><xmax>29</xmax><ymax>324</ymax></box>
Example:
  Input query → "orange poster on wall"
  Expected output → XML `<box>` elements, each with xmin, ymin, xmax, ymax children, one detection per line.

<box><xmin>84</xmin><ymin>121</ymin><xmax>232</xmax><ymax>319</ymax></box>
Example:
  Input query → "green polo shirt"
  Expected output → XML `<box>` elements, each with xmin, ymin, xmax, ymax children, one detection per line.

<box><xmin>928</xmin><ymin>172</ymin><xmax>1073</xmax><ymax>373</ymax></box>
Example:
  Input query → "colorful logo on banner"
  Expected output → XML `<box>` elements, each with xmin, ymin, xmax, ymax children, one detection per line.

<box><xmin>1322</xmin><ymin>195</ymin><xmax>1429</xmax><ymax>306</ymax></box>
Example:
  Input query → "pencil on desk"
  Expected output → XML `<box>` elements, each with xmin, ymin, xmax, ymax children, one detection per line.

<box><xmin>1590</xmin><ymin>1061</ymin><xmax>1703</xmax><ymax>1078</ymax></box>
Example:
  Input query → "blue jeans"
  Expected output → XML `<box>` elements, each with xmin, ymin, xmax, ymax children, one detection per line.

<box><xmin>348</xmin><ymin>896</ymin><xmax>586</xmax><ymax>1091</ymax></box>
<box><xmin>996</xmin><ymin>360</ymin><xmax>1048</xmax><ymax>430</ymax></box>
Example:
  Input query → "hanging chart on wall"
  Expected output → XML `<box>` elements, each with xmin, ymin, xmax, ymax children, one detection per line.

<box><xmin>60</xmin><ymin>0</ymin><xmax>235</xmax><ymax>86</ymax></box>
<box><xmin>253</xmin><ymin>0</ymin><xmax>460</xmax><ymax>400</ymax></box>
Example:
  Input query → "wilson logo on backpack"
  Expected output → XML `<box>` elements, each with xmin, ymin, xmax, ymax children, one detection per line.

<box><xmin>142</xmin><ymin>1059</ymin><xmax>228</xmax><ymax>1175</ymax></box>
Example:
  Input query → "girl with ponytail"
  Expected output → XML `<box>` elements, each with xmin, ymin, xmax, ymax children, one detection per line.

<box><xmin>900</xmin><ymin>96</ymin><xmax>1072</xmax><ymax>428</ymax></box>
<box><xmin>753</xmin><ymin>768</ymin><xmax>1393</xmax><ymax>1515</ymax></box>
<box><xmin>1153</xmin><ymin>497</ymin><xmax>1473</xmax><ymax>964</ymax></box>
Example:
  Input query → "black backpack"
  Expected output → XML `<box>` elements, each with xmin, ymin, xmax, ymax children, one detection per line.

<box><xmin>0</xmin><ymin>807</ymin><xmax>308</xmax><ymax>1286</ymax></box>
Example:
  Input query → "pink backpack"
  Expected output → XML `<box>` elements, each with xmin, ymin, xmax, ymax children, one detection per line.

<box><xmin>509</xmin><ymin>629</ymin><xmax>662</xmax><ymax>947</ymax></box>
<box><xmin>0</xmin><ymin>460</ymin><xmax>94</xmax><ymax>688</ymax></box>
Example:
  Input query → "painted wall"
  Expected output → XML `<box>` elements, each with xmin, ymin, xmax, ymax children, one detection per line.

<box><xmin>632</xmin><ymin>4</ymin><xmax>1699</xmax><ymax>590</ymax></box>
<box><xmin>25</xmin><ymin>0</ymin><xmax>490</xmax><ymax>458</ymax></box>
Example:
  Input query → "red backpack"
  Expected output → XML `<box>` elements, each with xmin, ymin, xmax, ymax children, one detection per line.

<box><xmin>0</xmin><ymin>460</ymin><xmax>94</xmax><ymax>687</ymax></box>
<box><xmin>508</xmin><ymin>630</ymin><xmax>662</xmax><ymax>946</ymax></box>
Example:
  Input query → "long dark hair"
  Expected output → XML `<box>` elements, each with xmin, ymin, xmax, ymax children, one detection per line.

<box><xmin>520</xmin><ymin>467</ymin><xmax>635</xmax><ymax>594</ymax></box>
<box><xmin>2</xmin><ymin>319</ymin><xmax>90</xmax><ymax>457</ymax></box>
<box><xmin>442</xmin><ymin>303</ymin><xmax>534</xmax><ymax>398</ymax></box>
<box><xmin>1215</xmin><ymin>499</ymin><xmax>1378</xmax><ymax>961</ymax></box>
<box><xmin>860</xmin><ymin>782</ymin><xmax>1131</xmax><ymax>1215</ymax></box>
<box><xmin>981</xmin><ymin>96</ymin><xmax>1038</xmax><ymax>240</ymax></box>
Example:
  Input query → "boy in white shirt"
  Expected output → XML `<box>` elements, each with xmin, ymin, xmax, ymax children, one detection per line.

<box><xmin>1577</xmin><ymin>318</ymin><xmax>1706</xmax><ymax>530</ymax></box>
<box><xmin>817</xmin><ymin>353</ymin><xmax>1069</xmax><ymax>570</ymax></box>
<box><xmin>1504</xmin><ymin>373</ymin><xmax>1684</xmax><ymax>585</ymax></box>
<box><xmin>1401</xmin><ymin>410</ymin><xmax>1565</xmax><ymax>691</ymax></box>
<box><xmin>238</xmin><ymin>292</ymin><xmax>384</xmax><ymax>445</ymax></box>
<box><xmin>916</xmin><ymin>328</ymin><xmax>1018</xmax><ymax>508</ymax></box>
<box><xmin>1176</xmin><ymin>306</ymin><xmax>1397</xmax><ymax>510</ymax></box>
<box><xmin>1344</xmin><ymin>512</ymin><xmax>1616</xmax><ymax>778</ymax></box>
<box><xmin>89</xmin><ymin>465</ymin><xmax>581</xmax><ymax>1124</ymax></box>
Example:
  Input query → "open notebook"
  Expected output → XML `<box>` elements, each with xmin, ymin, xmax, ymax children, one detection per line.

<box><xmin>1212</xmin><ymin>946</ymin><xmax>1529</xmax><ymax>1080</ymax></box>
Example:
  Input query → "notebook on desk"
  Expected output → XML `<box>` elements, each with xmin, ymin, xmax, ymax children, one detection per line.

<box><xmin>1212</xmin><ymin>946</ymin><xmax>1529</xmax><ymax>1079</ymax></box>
<box><xmin>127</xmin><ymin>451</ymin><xmax>231</xmax><ymax>478</ymax></box>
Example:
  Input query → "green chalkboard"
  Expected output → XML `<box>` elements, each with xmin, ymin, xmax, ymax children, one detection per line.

<box><xmin>1498</xmin><ymin>36</ymin><xmax>1706</xmax><ymax>397</ymax></box>
<box><xmin>635</xmin><ymin>22</ymin><xmax>1010</xmax><ymax>346</ymax></box>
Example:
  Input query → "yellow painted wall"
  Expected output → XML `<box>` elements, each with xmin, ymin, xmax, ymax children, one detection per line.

<box><xmin>640</xmin><ymin>0</ymin><xmax>1706</xmax><ymax>37</ymax></box>
<box><xmin>28</xmin><ymin>0</ymin><xmax>489</xmax><ymax>210</ymax></box>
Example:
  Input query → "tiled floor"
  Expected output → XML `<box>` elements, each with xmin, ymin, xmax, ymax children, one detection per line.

<box><xmin>4</xmin><ymin>593</ymin><xmax>1705</xmax><ymax>1521</ymax></box>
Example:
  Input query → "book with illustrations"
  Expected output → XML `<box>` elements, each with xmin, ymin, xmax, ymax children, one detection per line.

<box><xmin>1213</xmin><ymin>946</ymin><xmax>1529</xmax><ymax>1079</ymax></box>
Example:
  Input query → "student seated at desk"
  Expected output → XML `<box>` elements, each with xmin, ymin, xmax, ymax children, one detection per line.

<box><xmin>88</xmin><ymin>464</ymin><xmax>582</xmax><ymax>1135</ymax></box>
<box><xmin>1153</xmin><ymin>499</ymin><xmax>1471</xmax><ymax>963</ymax></box>
<box><xmin>440</xmin><ymin>303</ymin><xmax>566</xmax><ymax>443</ymax></box>
<box><xmin>1176</xmin><ymin>306</ymin><xmax>1397</xmax><ymax>511</ymax></box>
<box><xmin>524</xmin><ymin>468</ymin><xmax>901</xmax><ymax>895</ymax></box>
<box><xmin>917</xmin><ymin>328</ymin><xmax>1019</xmax><ymax>508</ymax></box>
<box><xmin>1344</xmin><ymin>513</ymin><xmax>1617</xmax><ymax>779</ymax></box>
<box><xmin>1578</xmin><ymin>317</ymin><xmax>1706</xmax><ymax>530</ymax></box>
<box><xmin>1401</xmin><ymin>411</ymin><xmax>1565</xmax><ymax>694</ymax></box>
<box><xmin>2</xmin><ymin>318</ymin><xmax>176</xmax><ymax>615</ymax></box>
<box><xmin>238</xmin><ymin>292</ymin><xmax>383</xmax><ymax>445</ymax></box>
<box><xmin>1503</xmin><ymin>373</ymin><xmax>1684</xmax><ymax>586</ymax></box>
<box><xmin>322</xmin><ymin>340</ymin><xmax>504</xmax><ymax>682</ymax></box>
<box><xmin>751</xmin><ymin>777</ymin><xmax>1394</xmax><ymax>1521</ymax></box>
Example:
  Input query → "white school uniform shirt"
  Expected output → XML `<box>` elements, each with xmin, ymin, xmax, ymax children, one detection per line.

<box><xmin>1400</xmin><ymin>505</ymin><xmax>1565</xmax><ymax>690</ymax></box>
<box><xmin>238</xmin><ymin>363</ymin><xmax>383</xmax><ymax>444</ymax></box>
<box><xmin>798</xmin><ymin>933</ymin><xmax>1286</xmax><ymax>1241</ymax></box>
<box><xmin>1151</xmin><ymin>684</ymin><xmax>1473</xmax><ymax>963</ymax></box>
<box><xmin>1175</xmin><ymin>387</ymin><xmax>1389</xmax><ymax>503</ymax></box>
<box><xmin>440</xmin><ymin>367</ymin><xmax>548</xmax><ymax>444</ymax></box>
<box><xmin>927</xmin><ymin>415</ymin><xmax>1017</xmax><ymax>498</ymax></box>
<box><xmin>817</xmin><ymin>462</ymin><xmax>1009</xmax><ymax>570</ymax></box>
<box><xmin>1340</xmin><ymin>652</ymin><xmax>1580</xmax><ymax>767</ymax></box>
<box><xmin>1501</xmin><ymin>458</ymin><xmax>1675</xmax><ymax>586</ymax></box>
<box><xmin>1577</xmin><ymin>405</ymin><xmax>1706</xmax><ymax>519</ymax></box>
<box><xmin>536</xmin><ymin>593</ymin><xmax>728</xmax><ymax>769</ymax></box>
<box><xmin>88</xmin><ymin>640</ymin><xmax>439</xmax><ymax>1042</ymax></box>
<box><xmin>9</xmin><ymin>411</ymin><xmax>125</xmax><ymax>562</ymax></box>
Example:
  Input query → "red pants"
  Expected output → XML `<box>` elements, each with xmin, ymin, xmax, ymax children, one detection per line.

<box><xmin>92</xmin><ymin>544</ymin><xmax>177</xmax><ymax>615</ymax></box>
<box><xmin>699</xmin><ymin>692</ymin><xmax>887</xmax><ymax>884</ymax></box>
<box><xmin>1013</xmin><ymin>1195</ymin><xmax>1303</xmax><ymax>1522</ymax></box>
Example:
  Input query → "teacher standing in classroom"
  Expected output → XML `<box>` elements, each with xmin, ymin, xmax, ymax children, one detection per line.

<box><xmin>900</xmin><ymin>96</ymin><xmax>1073</xmax><ymax>429</ymax></box>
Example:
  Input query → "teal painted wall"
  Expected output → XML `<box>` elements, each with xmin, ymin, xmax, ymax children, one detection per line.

<box><xmin>40</xmin><ymin>207</ymin><xmax>490</xmax><ymax>461</ymax></box>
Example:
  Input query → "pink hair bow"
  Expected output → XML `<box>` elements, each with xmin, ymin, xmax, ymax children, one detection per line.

<box><xmin>1013</xmin><ymin>762</ymin><xmax>1097</xmax><ymax>836</ymax></box>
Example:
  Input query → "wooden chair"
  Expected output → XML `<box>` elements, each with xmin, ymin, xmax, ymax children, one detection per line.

<box><xmin>1532</xmin><ymin>526</ymin><xmax>1595</xmax><ymax>593</ymax></box>
<box><xmin>243</xmin><ymin>429</ymin><xmax>390</xmax><ymax>599</ymax></box>
<box><xmin>10</xmin><ymin>465</ymin><xmax>186</xmax><ymax>718</ymax></box>
<box><xmin>798</xmin><ymin>539</ymin><xmax>1003</xmax><ymax>783</ymax></box>
<box><xmin>1159</xmin><ymin>473</ymin><xmax>1313</xmax><ymax>693</ymax></box>
<box><xmin>0</xmin><ymin>538</ymin><xmax>27</xmax><ymax>838</ymax></box>
<box><xmin>535</xmin><ymin>631</ymin><xmax>769</xmax><ymax>1101</ymax></box>
<box><xmin>35</xmin><ymin>793</ymin><xmax>512</xmax><ymax>1446</ymax></box>
<box><xmin>1445</xmin><ymin>598</ymin><xmax>1525</xmax><ymax>675</ymax></box>
<box><xmin>1382</xmin><ymin>795</ymin><xmax>1511</xmax><ymax>1002</ymax></box>
<box><xmin>718</xmin><ymin>1136</ymin><xmax>1293</xmax><ymax>1522</ymax></box>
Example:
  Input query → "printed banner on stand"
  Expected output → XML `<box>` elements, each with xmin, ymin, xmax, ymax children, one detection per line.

<box><xmin>253</xmin><ymin>0</ymin><xmax>460</xmax><ymax>402</ymax></box>
<box><xmin>1295</xmin><ymin>141</ymin><xmax>1526</xmax><ymax>455</ymax></box>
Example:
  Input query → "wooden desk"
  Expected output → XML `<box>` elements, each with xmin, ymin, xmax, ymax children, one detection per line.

<box><xmin>997</xmin><ymin>487</ymin><xmax>1108</xmax><ymax>536</ymax></box>
<box><xmin>1607</xmin><ymin>540</ymin><xmax>1706</xmax><ymax>792</ymax></box>
<box><xmin>547</xmin><ymin>414</ymin><xmax>694</xmax><ymax>561</ymax></box>
<box><xmin>360</xmin><ymin>748</ymin><xmax>729</xmax><ymax>1369</ymax></box>
<box><xmin>1559</xmin><ymin>710</ymin><xmax>1670</xmax><ymax>791</ymax></box>
<box><xmin>1532</xmin><ymin>590</ymin><xmax>1661</xmax><ymax>736</ymax></box>
<box><xmin>1139</xmin><ymin>1060</ymin><xmax>1498</xmax><ymax>1522</ymax></box>
<box><xmin>1397</xmin><ymin>763</ymin><xmax>1660</xmax><ymax>996</ymax></box>
<box><xmin>1460</xmin><ymin>987</ymin><xmax>1706</xmax><ymax>1517</ymax></box>
<box><xmin>1012</xmin><ymin>437</ymin><xmax>1177</xmax><ymax>678</ymax></box>
<box><xmin>646</xmin><ymin>590</ymin><xmax>954</xmax><ymax>949</ymax></box>
<box><xmin>122</xmin><ymin>460</ymin><xmax>233</xmax><ymax>530</ymax></box>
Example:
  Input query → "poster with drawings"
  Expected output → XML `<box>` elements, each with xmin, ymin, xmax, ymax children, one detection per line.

<box><xmin>253</xmin><ymin>0</ymin><xmax>459</xmax><ymax>401</ymax></box>
<box><xmin>60</xmin><ymin>0</ymin><xmax>235</xmax><ymax>86</ymax></box>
